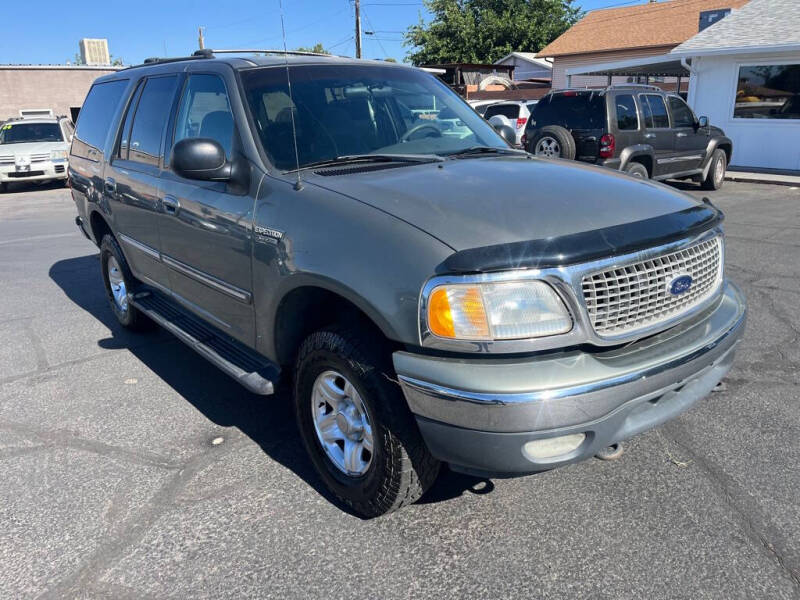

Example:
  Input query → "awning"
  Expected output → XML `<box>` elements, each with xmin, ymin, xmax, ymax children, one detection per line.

<box><xmin>566</xmin><ymin>54</ymin><xmax>689</xmax><ymax>78</ymax></box>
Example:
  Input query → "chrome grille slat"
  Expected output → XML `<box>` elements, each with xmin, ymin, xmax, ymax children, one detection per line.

<box><xmin>582</xmin><ymin>237</ymin><xmax>723</xmax><ymax>336</ymax></box>
<box><xmin>30</xmin><ymin>153</ymin><xmax>50</xmax><ymax>162</ymax></box>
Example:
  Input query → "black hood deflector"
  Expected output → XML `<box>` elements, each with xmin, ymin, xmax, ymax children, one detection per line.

<box><xmin>439</xmin><ymin>203</ymin><xmax>723</xmax><ymax>274</ymax></box>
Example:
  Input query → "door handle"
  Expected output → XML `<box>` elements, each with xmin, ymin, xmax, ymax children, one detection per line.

<box><xmin>644</xmin><ymin>133</ymin><xmax>656</xmax><ymax>139</ymax></box>
<box><xmin>676</xmin><ymin>132</ymin><xmax>688</xmax><ymax>138</ymax></box>
<box><xmin>104</xmin><ymin>178</ymin><xmax>116</xmax><ymax>195</ymax></box>
<box><xmin>162</xmin><ymin>195</ymin><xmax>180</xmax><ymax>215</ymax></box>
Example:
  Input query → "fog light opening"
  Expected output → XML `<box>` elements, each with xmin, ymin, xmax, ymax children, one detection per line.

<box><xmin>523</xmin><ymin>433</ymin><xmax>586</xmax><ymax>460</ymax></box>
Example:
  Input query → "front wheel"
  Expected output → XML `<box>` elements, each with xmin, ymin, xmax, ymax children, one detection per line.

<box><xmin>294</xmin><ymin>326</ymin><xmax>440</xmax><ymax>517</ymax></box>
<box><xmin>701</xmin><ymin>148</ymin><xmax>726</xmax><ymax>190</ymax></box>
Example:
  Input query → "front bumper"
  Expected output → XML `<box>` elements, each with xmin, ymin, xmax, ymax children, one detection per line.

<box><xmin>0</xmin><ymin>160</ymin><xmax>67</xmax><ymax>183</ymax></box>
<box><xmin>394</xmin><ymin>280</ymin><xmax>746</xmax><ymax>476</ymax></box>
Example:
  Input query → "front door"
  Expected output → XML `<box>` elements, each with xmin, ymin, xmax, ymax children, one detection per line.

<box><xmin>639</xmin><ymin>94</ymin><xmax>675</xmax><ymax>177</ymax></box>
<box><xmin>668</xmin><ymin>95</ymin><xmax>707</xmax><ymax>173</ymax></box>
<box><xmin>106</xmin><ymin>74</ymin><xmax>179</xmax><ymax>289</ymax></box>
<box><xmin>157</xmin><ymin>73</ymin><xmax>256</xmax><ymax>345</ymax></box>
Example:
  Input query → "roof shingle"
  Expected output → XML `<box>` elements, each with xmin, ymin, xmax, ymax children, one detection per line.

<box><xmin>538</xmin><ymin>0</ymin><xmax>750</xmax><ymax>58</ymax></box>
<box><xmin>674</xmin><ymin>0</ymin><xmax>800</xmax><ymax>52</ymax></box>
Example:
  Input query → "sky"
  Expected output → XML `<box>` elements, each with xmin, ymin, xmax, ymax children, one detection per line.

<box><xmin>0</xmin><ymin>0</ymin><xmax>648</xmax><ymax>66</ymax></box>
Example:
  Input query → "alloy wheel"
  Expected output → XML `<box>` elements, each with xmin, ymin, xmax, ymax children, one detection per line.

<box><xmin>311</xmin><ymin>370</ymin><xmax>374</xmax><ymax>476</ymax></box>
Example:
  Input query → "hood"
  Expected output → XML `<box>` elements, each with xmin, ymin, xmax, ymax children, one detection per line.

<box><xmin>0</xmin><ymin>140</ymin><xmax>67</xmax><ymax>157</ymax></box>
<box><xmin>309</xmin><ymin>156</ymin><xmax>711</xmax><ymax>255</ymax></box>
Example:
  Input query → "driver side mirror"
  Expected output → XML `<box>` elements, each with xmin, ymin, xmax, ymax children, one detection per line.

<box><xmin>171</xmin><ymin>138</ymin><xmax>232</xmax><ymax>181</ymax></box>
<box><xmin>697</xmin><ymin>116</ymin><xmax>709</xmax><ymax>128</ymax></box>
<box><xmin>491</xmin><ymin>122</ymin><xmax>517</xmax><ymax>146</ymax></box>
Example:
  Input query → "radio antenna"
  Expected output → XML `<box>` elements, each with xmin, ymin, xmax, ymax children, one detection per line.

<box><xmin>278</xmin><ymin>0</ymin><xmax>303</xmax><ymax>191</ymax></box>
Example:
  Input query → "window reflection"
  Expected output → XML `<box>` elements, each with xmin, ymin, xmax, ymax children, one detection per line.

<box><xmin>734</xmin><ymin>64</ymin><xmax>800</xmax><ymax>119</ymax></box>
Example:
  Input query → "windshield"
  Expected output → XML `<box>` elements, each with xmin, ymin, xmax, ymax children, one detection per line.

<box><xmin>0</xmin><ymin>122</ymin><xmax>63</xmax><ymax>145</ymax></box>
<box><xmin>240</xmin><ymin>64</ymin><xmax>507</xmax><ymax>170</ymax></box>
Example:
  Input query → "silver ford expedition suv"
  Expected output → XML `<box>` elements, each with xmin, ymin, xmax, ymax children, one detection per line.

<box><xmin>70</xmin><ymin>51</ymin><xmax>746</xmax><ymax>517</ymax></box>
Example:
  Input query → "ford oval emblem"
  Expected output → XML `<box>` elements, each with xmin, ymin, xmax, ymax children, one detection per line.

<box><xmin>668</xmin><ymin>274</ymin><xmax>693</xmax><ymax>295</ymax></box>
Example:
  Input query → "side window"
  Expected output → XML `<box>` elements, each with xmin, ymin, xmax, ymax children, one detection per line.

<box><xmin>641</xmin><ymin>94</ymin><xmax>669</xmax><ymax>129</ymax></box>
<box><xmin>128</xmin><ymin>75</ymin><xmax>178</xmax><ymax>167</ymax></box>
<box><xmin>72</xmin><ymin>79</ymin><xmax>128</xmax><ymax>159</ymax></box>
<box><xmin>668</xmin><ymin>96</ymin><xmax>695</xmax><ymax>128</ymax></box>
<box><xmin>615</xmin><ymin>94</ymin><xmax>638</xmax><ymax>130</ymax></box>
<box><xmin>117</xmin><ymin>82</ymin><xmax>143</xmax><ymax>160</ymax></box>
<box><xmin>174</xmin><ymin>74</ymin><xmax>234</xmax><ymax>158</ymax></box>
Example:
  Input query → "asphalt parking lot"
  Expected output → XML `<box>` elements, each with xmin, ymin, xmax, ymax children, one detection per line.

<box><xmin>1</xmin><ymin>179</ymin><xmax>799</xmax><ymax>599</ymax></box>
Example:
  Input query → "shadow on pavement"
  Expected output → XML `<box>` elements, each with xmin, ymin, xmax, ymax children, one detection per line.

<box><xmin>49</xmin><ymin>253</ymin><xmax>492</xmax><ymax>517</ymax></box>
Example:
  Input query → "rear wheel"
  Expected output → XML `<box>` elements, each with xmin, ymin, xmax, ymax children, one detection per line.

<box><xmin>624</xmin><ymin>162</ymin><xmax>649</xmax><ymax>179</ymax></box>
<box><xmin>294</xmin><ymin>325</ymin><xmax>440</xmax><ymax>517</ymax></box>
<box><xmin>701</xmin><ymin>149</ymin><xmax>726</xmax><ymax>190</ymax></box>
<box><xmin>100</xmin><ymin>234</ymin><xmax>150</xmax><ymax>331</ymax></box>
<box><xmin>528</xmin><ymin>126</ymin><xmax>576</xmax><ymax>160</ymax></box>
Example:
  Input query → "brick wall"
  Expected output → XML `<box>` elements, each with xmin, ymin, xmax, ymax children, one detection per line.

<box><xmin>0</xmin><ymin>67</ymin><xmax>120</xmax><ymax>121</ymax></box>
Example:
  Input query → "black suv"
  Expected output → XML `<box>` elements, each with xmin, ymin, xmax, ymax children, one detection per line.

<box><xmin>524</xmin><ymin>85</ymin><xmax>732</xmax><ymax>190</ymax></box>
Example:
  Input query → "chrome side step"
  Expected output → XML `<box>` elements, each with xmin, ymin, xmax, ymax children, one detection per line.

<box><xmin>130</xmin><ymin>291</ymin><xmax>279</xmax><ymax>395</ymax></box>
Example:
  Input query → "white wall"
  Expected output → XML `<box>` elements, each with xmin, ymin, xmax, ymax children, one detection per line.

<box><xmin>495</xmin><ymin>55</ymin><xmax>552</xmax><ymax>81</ymax></box>
<box><xmin>688</xmin><ymin>52</ymin><xmax>800</xmax><ymax>171</ymax></box>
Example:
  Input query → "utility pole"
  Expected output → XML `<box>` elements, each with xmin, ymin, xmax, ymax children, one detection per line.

<box><xmin>354</xmin><ymin>0</ymin><xmax>362</xmax><ymax>59</ymax></box>
<box><xmin>198</xmin><ymin>27</ymin><xmax>205</xmax><ymax>50</ymax></box>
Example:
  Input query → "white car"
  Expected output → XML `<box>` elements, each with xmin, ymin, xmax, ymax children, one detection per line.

<box><xmin>0</xmin><ymin>116</ymin><xmax>73</xmax><ymax>192</ymax></box>
<box><xmin>482</xmin><ymin>101</ymin><xmax>538</xmax><ymax>146</ymax></box>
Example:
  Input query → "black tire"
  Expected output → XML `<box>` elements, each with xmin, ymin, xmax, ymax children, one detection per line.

<box><xmin>99</xmin><ymin>234</ymin><xmax>150</xmax><ymax>331</ymax></box>
<box><xmin>527</xmin><ymin>125</ymin><xmax>576</xmax><ymax>160</ymax></box>
<box><xmin>624</xmin><ymin>161</ymin><xmax>649</xmax><ymax>179</ymax></box>
<box><xmin>701</xmin><ymin>148</ymin><xmax>726</xmax><ymax>190</ymax></box>
<box><xmin>294</xmin><ymin>325</ymin><xmax>440</xmax><ymax>518</ymax></box>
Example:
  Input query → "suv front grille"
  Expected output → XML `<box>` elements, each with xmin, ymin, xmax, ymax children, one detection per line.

<box><xmin>582</xmin><ymin>236</ymin><xmax>723</xmax><ymax>337</ymax></box>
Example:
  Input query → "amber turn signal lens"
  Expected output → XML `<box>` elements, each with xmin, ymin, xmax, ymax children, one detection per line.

<box><xmin>428</xmin><ymin>287</ymin><xmax>455</xmax><ymax>338</ymax></box>
<box><xmin>427</xmin><ymin>285</ymin><xmax>490</xmax><ymax>339</ymax></box>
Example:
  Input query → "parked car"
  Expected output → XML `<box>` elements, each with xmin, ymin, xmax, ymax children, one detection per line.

<box><xmin>0</xmin><ymin>116</ymin><xmax>73</xmax><ymax>192</ymax></box>
<box><xmin>524</xmin><ymin>85</ymin><xmax>731</xmax><ymax>190</ymax></box>
<box><xmin>483</xmin><ymin>100</ymin><xmax>537</xmax><ymax>146</ymax></box>
<box><xmin>70</xmin><ymin>52</ymin><xmax>746</xmax><ymax>517</ymax></box>
<box><xmin>467</xmin><ymin>99</ymin><xmax>501</xmax><ymax>116</ymax></box>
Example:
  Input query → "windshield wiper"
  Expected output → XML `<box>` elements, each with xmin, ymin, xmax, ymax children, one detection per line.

<box><xmin>445</xmin><ymin>146</ymin><xmax>526</xmax><ymax>158</ymax></box>
<box><xmin>289</xmin><ymin>153</ymin><xmax>443</xmax><ymax>172</ymax></box>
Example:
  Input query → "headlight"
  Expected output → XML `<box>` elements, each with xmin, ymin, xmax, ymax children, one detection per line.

<box><xmin>51</xmin><ymin>150</ymin><xmax>67</xmax><ymax>160</ymax></box>
<box><xmin>425</xmin><ymin>279</ymin><xmax>572</xmax><ymax>340</ymax></box>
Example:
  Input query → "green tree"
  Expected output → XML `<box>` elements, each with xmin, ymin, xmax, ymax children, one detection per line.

<box><xmin>295</xmin><ymin>43</ymin><xmax>330</xmax><ymax>55</ymax></box>
<box><xmin>404</xmin><ymin>0</ymin><xmax>581</xmax><ymax>65</ymax></box>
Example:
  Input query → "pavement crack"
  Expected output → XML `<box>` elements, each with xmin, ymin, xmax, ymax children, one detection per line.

<box><xmin>0</xmin><ymin>420</ymin><xmax>183</xmax><ymax>470</ymax></box>
<box><xmin>36</xmin><ymin>442</ymin><xmax>243</xmax><ymax>600</ymax></box>
<box><xmin>662</xmin><ymin>423</ymin><xmax>800</xmax><ymax>592</ymax></box>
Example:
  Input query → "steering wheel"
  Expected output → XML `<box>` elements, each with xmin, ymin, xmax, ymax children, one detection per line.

<box><xmin>400</xmin><ymin>123</ymin><xmax>443</xmax><ymax>142</ymax></box>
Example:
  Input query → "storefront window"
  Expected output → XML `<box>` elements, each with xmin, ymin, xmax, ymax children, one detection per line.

<box><xmin>734</xmin><ymin>64</ymin><xmax>800</xmax><ymax>119</ymax></box>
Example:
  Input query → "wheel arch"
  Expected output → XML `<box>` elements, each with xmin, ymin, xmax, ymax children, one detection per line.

<box><xmin>89</xmin><ymin>209</ymin><xmax>113</xmax><ymax>246</ymax></box>
<box><xmin>271</xmin><ymin>278</ymin><xmax>400</xmax><ymax>368</ymax></box>
<box><xmin>619</xmin><ymin>145</ymin><xmax>655</xmax><ymax>176</ymax></box>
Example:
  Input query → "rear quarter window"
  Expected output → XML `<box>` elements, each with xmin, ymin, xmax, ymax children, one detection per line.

<box><xmin>484</xmin><ymin>104</ymin><xmax>521</xmax><ymax>120</ymax></box>
<box><xmin>615</xmin><ymin>94</ymin><xmax>639</xmax><ymax>130</ymax></box>
<box><xmin>531</xmin><ymin>93</ymin><xmax>605</xmax><ymax>130</ymax></box>
<box><xmin>72</xmin><ymin>79</ymin><xmax>128</xmax><ymax>159</ymax></box>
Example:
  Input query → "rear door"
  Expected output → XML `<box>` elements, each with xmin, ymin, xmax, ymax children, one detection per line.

<box><xmin>529</xmin><ymin>92</ymin><xmax>606</xmax><ymax>161</ymax></box>
<box><xmin>639</xmin><ymin>94</ymin><xmax>674</xmax><ymax>176</ymax></box>
<box><xmin>105</xmin><ymin>74</ymin><xmax>179</xmax><ymax>289</ymax></box>
<box><xmin>157</xmin><ymin>72</ymin><xmax>256</xmax><ymax>345</ymax></box>
<box><xmin>668</xmin><ymin>95</ymin><xmax>706</xmax><ymax>172</ymax></box>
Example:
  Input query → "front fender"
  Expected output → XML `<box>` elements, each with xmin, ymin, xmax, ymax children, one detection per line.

<box><xmin>701</xmin><ymin>136</ymin><xmax>733</xmax><ymax>178</ymax></box>
<box><xmin>251</xmin><ymin>177</ymin><xmax>454</xmax><ymax>361</ymax></box>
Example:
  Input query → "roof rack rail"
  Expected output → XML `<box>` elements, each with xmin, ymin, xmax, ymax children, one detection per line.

<box><xmin>139</xmin><ymin>52</ymin><xmax>214</xmax><ymax>66</ymax></box>
<box><xmin>606</xmin><ymin>83</ymin><xmax>662</xmax><ymax>91</ymax></box>
<box><xmin>197</xmin><ymin>48</ymin><xmax>334</xmax><ymax>58</ymax></box>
